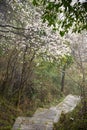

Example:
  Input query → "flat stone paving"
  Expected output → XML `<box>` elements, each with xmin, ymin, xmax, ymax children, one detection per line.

<box><xmin>12</xmin><ymin>94</ymin><xmax>80</xmax><ymax>130</ymax></box>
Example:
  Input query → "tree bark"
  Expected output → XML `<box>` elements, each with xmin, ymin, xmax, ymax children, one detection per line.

<box><xmin>61</xmin><ymin>64</ymin><xmax>66</xmax><ymax>92</ymax></box>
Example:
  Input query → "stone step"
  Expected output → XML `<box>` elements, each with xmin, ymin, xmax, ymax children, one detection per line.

<box><xmin>12</xmin><ymin>94</ymin><xmax>80</xmax><ymax>130</ymax></box>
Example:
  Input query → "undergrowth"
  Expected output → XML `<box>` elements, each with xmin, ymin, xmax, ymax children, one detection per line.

<box><xmin>0</xmin><ymin>97</ymin><xmax>19</xmax><ymax>130</ymax></box>
<box><xmin>53</xmin><ymin>103</ymin><xmax>87</xmax><ymax>130</ymax></box>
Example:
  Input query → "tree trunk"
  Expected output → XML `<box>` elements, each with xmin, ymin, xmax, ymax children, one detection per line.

<box><xmin>61</xmin><ymin>64</ymin><xmax>66</xmax><ymax>92</ymax></box>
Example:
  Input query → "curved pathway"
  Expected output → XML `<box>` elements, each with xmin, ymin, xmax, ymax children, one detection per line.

<box><xmin>12</xmin><ymin>94</ymin><xmax>80</xmax><ymax>130</ymax></box>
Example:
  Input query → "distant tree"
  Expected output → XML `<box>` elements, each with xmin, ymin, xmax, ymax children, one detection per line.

<box><xmin>70</xmin><ymin>33</ymin><xmax>87</xmax><ymax>117</ymax></box>
<box><xmin>59</xmin><ymin>55</ymin><xmax>73</xmax><ymax>92</ymax></box>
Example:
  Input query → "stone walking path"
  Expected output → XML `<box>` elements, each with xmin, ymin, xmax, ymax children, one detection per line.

<box><xmin>12</xmin><ymin>94</ymin><xmax>80</xmax><ymax>130</ymax></box>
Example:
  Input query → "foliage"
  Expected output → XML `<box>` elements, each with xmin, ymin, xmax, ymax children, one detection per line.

<box><xmin>59</xmin><ymin>54</ymin><xmax>74</xmax><ymax>68</ymax></box>
<box><xmin>34</xmin><ymin>60</ymin><xmax>61</xmax><ymax>103</ymax></box>
<box><xmin>33</xmin><ymin>0</ymin><xmax>87</xmax><ymax>35</ymax></box>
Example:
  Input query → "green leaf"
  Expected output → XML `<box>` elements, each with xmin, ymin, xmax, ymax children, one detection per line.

<box><xmin>60</xmin><ymin>31</ymin><xmax>65</xmax><ymax>37</ymax></box>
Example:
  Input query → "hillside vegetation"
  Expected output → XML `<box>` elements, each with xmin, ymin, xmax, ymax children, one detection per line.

<box><xmin>54</xmin><ymin>103</ymin><xmax>87</xmax><ymax>130</ymax></box>
<box><xmin>0</xmin><ymin>0</ymin><xmax>87</xmax><ymax>130</ymax></box>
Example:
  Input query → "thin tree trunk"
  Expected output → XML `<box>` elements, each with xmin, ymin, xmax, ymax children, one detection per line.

<box><xmin>17</xmin><ymin>45</ymin><xmax>28</xmax><ymax>108</ymax></box>
<box><xmin>61</xmin><ymin>64</ymin><xmax>66</xmax><ymax>92</ymax></box>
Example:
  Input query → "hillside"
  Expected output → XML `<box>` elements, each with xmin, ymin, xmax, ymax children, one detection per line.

<box><xmin>0</xmin><ymin>0</ymin><xmax>87</xmax><ymax>130</ymax></box>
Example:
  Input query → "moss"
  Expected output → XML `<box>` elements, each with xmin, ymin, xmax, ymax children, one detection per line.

<box><xmin>53</xmin><ymin>103</ymin><xmax>87</xmax><ymax>130</ymax></box>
